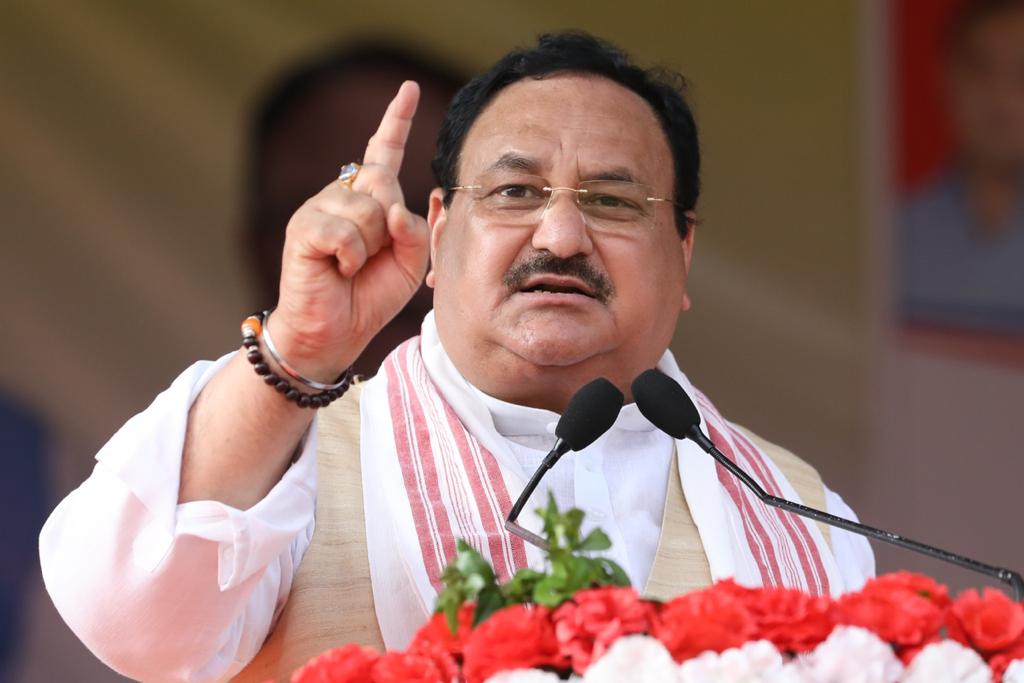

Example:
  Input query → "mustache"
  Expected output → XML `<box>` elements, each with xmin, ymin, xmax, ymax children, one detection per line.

<box><xmin>503</xmin><ymin>253</ymin><xmax>615</xmax><ymax>304</ymax></box>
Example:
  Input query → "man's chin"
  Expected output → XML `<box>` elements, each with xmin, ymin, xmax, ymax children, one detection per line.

<box><xmin>499</xmin><ymin>325</ymin><xmax>611</xmax><ymax>369</ymax></box>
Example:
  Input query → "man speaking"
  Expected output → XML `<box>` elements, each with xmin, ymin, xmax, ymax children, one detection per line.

<box><xmin>39</xmin><ymin>32</ymin><xmax>873</xmax><ymax>682</ymax></box>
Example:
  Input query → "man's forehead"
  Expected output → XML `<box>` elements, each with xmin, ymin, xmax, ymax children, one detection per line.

<box><xmin>457</xmin><ymin>74</ymin><xmax>672</xmax><ymax>184</ymax></box>
<box><xmin>480</xmin><ymin>151</ymin><xmax>640</xmax><ymax>183</ymax></box>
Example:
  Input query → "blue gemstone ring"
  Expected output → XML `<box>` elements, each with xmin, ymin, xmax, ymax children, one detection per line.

<box><xmin>338</xmin><ymin>162</ymin><xmax>361</xmax><ymax>187</ymax></box>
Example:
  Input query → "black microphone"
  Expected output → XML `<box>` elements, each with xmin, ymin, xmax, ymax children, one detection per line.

<box><xmin>505</xmin><ymin>378</ymin><xmax>624</xmax><ymax>547</ymax></box>
<box><xmin>631</xmin><ymin>368</ymin><xmax>1024</xmax><ymax>600</ymax></box>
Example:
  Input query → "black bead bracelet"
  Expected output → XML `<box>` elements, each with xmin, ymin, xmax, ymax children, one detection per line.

<box><xmin>241</xmin><ymin>312</ymin><xmax>352</xmax><ymax>409</ymax></box>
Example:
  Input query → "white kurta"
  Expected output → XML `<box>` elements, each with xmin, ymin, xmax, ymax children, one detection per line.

<box><xmin>39</xmin><ymin>333</ymin><xmax>874</xmax><ymax>683</ymax></box>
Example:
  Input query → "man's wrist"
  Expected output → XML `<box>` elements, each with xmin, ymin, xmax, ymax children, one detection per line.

<box><xmin>263</xmin><ymin>313</ymin><xmax>358</xmax><ymax>385</ymax></box>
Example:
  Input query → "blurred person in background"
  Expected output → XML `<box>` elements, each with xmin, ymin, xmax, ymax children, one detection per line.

<box><xmin>246</xmin><ymin>43</ymin><xmax>464</xmax><ymax>375</ymax></box>
<box><xmin>900</xmin><ymin>0</ymin><xmax>1024</xmax><ymax>335</ymax></box>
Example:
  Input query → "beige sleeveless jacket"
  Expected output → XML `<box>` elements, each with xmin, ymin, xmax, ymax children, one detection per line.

<box><xmin>235</xmin><ymin>386</ymin><xmax>830</xmax><ymax>682</ymax></box>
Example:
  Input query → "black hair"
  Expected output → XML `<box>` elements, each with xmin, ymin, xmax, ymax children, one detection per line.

<box><xmin>432</xmin><ymin>31</ymin><xmax>700</xmax><ymax>237</ymax></box>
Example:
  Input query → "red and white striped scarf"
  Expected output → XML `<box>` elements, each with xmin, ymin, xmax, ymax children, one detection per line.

<box><xmin>359</xmin><ymin>329</ymin><xmax>840</xmax><ymax>647</ymax></box>
<box><xmin>695</xmin><ymin>391</ymin><xmax>833</xmax><ymax>597</ymax></box>
<box><xmin>382</xmin><ymin>338</ymin><xmax>528</xmax><ymax>589</ymax></box>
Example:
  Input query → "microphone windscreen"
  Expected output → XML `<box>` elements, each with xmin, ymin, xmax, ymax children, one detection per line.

<box><xmin>631</xmin><ymin>369</ymin><xmax>700</xmax><ymax>439</ymax></box>
<box><xmin>555</xmin><ymin>378</ymin><xmax>625</xmax><ymax>451</ymax></box>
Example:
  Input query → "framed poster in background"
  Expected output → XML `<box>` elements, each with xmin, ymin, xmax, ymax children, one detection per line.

<box><xmin>891</xmin><ymin>0</ymin><xmax>1024</xmax><ymax>365</ymax></box>
<box><xmin>867</xmin><ymin>0</ymin><xmax>1024</xmax><ymax>591</ymax></box>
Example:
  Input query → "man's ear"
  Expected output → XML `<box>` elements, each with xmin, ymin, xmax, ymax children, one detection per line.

<box><xmin>680</xmin><ymin>211</ymin><xmax>697</xmax><ymax>312</ymax></box>
<box><xmin>425</xmin><ymin>187</ymin><xmax>448</xmax><ymax>288</ymax></box>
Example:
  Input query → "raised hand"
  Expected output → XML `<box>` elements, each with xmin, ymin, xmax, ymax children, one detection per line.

<box><xmin>270</xmin><ymin>81</ymin><xmax>431</xmax><ymax>381</ymax></box>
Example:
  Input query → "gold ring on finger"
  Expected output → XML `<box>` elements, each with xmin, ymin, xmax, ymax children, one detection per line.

<box><xmin>338</xmin><ymin>162</ymin><xmax>361</xmax><ymax>187</ymax></box>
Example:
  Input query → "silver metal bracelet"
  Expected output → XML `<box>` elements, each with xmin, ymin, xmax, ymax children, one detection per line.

<box><xmin>261</xmin><ymin>311</ymin><xmax>348</xmax><ymax>391</ymax></box>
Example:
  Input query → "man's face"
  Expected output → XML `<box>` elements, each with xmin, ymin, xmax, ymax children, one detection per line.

<box><xmin>427</xmin><ymin>74</ymin><xmax>694</xmax><ymax>407</ymax></box>
<box><xmin>948</xmin><ymin>8</ymin><xmax>1024</xmax><ymax>171</ymax></box>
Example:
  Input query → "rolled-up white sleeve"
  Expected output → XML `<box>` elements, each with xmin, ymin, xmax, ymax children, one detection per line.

<box><xmin>824</xmin><ymin>487</ymin><xmax>876</xmax><ymax>592</ymax></box>
<box><xmin>39</xmin><ymin>353</ymin><xmax>319</xmax><ymax>683</ymax></box>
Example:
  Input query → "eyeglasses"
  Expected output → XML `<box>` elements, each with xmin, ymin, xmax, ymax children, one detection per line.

<box><xmin>447</xmin><ymin>172</ymin><xmax>680</xmax><ymax>233</ymax></box>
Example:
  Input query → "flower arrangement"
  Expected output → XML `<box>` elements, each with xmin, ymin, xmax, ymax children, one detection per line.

<box><xmin>286</xmin><ymin>499</ymin><xmax>1024</xmax><ymax>682</ymax></box>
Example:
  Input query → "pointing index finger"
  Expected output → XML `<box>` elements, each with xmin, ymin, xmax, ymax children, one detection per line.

<box><xmin>363</xmin><ymin>80</ymin><xmax>420</xmax><ymax>176</ymax></box>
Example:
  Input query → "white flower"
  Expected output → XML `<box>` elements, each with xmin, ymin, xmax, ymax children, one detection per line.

<box><xmin>901</xmin><ymin>641</ymin><xmax>991</xmax><ymax>683</ymax></box>
<box><xmin>679</xmin><ymin>640</ymin><xmax>789</xmax><ymax>682</ymax></box>
<box><xmin>484</xmin><ymin>669</ymin><xmax>562</xmax><ymax>683</ymax></box>
<box><xmin>792</xmin><ymin>625</ymin><xmax>903</xmax><ymax>683</ymax></box>
<box><xmin>584</xmin><ymin>635</ymin><xmax>680</xmax><ymax>683</ymax></box>
<box><xmin>1004</xmin><ymin>659</ymin><xmax>1024</xmax><ymax>683</ymax></box>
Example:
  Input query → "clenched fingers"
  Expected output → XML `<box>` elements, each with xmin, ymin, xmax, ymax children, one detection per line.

<box><xmin>288</xmin><ymin>194</ymin><xmax>388</xmax><ymax>278</ymax></box>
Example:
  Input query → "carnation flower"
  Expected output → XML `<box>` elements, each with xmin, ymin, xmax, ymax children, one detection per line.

<box><xmin>461</xmin><ymin>605</ymin><xmax>567</xmax><ymax>683</ymax></box>
<box><xmin>582</xmin><ymin>635</ymin><xmax>679</xmax><ymax>683</ymax></box>
<box><xmin>370</xmin><ymin>650</ymin><xmax>446</xmax><ymax>683</ymax></box>
<box><xmin>947</xmin><ymin>588</ymin><xmax>1024</xmax><ymax>655</ymax></box>
<box><xmin>718</xmin><ymin>580</ymin><xmax>836</xmax><ymax>653</ymax></box>
<box><xmin>678</xmin><ymin>640</ymin><xmax>789</xmax><ymax>682</ymax></box>
<box><xmin>410</xmin><ymin>605</ymin><xmax>475</xmax><ymax>662</ymax></box>
<box><xmin>552</xmin><ymin>586</ymin><xmax>659</xmax><ymax>674</ymax></box>
<box><xmin>836</xmin><ymin>576</ymin><xmax>945</xmax><ymax>648</ymax></box>
<box><xmin>654</xmin><ymin>585</ymin><xmax>756</xmax><ymax>662</ymax></box>
<box><xmin>403</xmin><ymin>640</ymin><xmax>459</xmax><ymax>683</ymax></box>
<box><xmin>792</xmin><ymin>625</ymin><xmax>903</xmax><ymax>683</ymax></box>
<box><xmin>901</xmin><ymin>640</ymin><xmax>990</xmax><ymax>683</ymax></box>
<box><xmin>865</xmin><ymin>572</ymin><xmax>951</xmax><ymax>608</ymax></box>
<box><xmin>290</xmin><ymin>643</ymin><xmax>380</xmax><ymax>683</ymax></box>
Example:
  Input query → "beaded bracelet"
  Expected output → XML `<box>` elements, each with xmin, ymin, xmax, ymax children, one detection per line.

<box><xmin>241</xmin><ymin>311</ymin><xmax>352</xmax><ymax>409</ymax></box>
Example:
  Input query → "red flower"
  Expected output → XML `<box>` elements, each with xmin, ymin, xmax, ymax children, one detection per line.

<box><xmin>717</xmin><ymin>580</ymin><xmax>836</xmax><ymax>653</ymax></box>
<box><xmin>290</xmin><ymin>643</ymin><xmax>380</xmax><ymax>683</ymax></box>
<box><xmin>461</xmin><ymin>605</ymin><xmax>567</xmax><ymax>683</ymax></box>
<box><xmin>653</xmin><ymin>585</ymin><xmax>756</xmax><ymax>662</ymax></box>
<box><xmin>409</xmin><ymin>605</ymin><xmax>475</xmax><ymax>663</ymax></box>
<box><xmin>836</xmin><ymin>573</ymin><xmax>946</xmax><ymax>647</ymax></box>
<box><xmin>370</xmin><ymin>651</ymin><xmax>445</xmax><ymax>683</ymax></box>
<box><xmin>403</xmin><ymin>640</ymin><xmax>459</xmax><ymax>683</ymax></box>
<box><xmin>947</xmin><ymin>588</ymin><xmax>1024</xmax><ymax>655</ymax></box>
<box><xmin>552</xmin><ymin>586</ymin><xmax>659</xmax><ymax>674</ymax></box>
<box><xmin>867</xmin><ymin>572</ymin><xmax>951</xmax><ymax>609</ymax></box>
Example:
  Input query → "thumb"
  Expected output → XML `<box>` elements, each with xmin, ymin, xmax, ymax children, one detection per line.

<box><xmin>387</xmin><ymin>203</ymin><xmax>430</xmax><ymax>280</ymax></box>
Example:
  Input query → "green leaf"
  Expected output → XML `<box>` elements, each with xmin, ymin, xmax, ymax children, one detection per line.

<box><xmin>600</xmin><ymin>558</ymin><xmax>631</xmax><ymax>586</ymax></box>
<box><xmin>433</xmin><ymin>498</ymin><xmax>632</xmax><ymax>629</ymax></box>
<box><xmin>578</xmin><ymin>528</ymin><xmax>612</xmax><ymax>551</ymax></box>
<box><xmin>454</xmin><ymin>543</ymin><xmax>496</xmax><ymax>585</ymax></box>
<box><xmin>533</xmin><ymin>575</ymin><xmax>568</xmax><ymax>607</ymax></box>
<box><xmin>473</xmin><ymin>586</ymin><xmax>507</xmax><ymax>626</ymax></box>
<box><xmin>503</xmin><ymin>568</ymin><xmax>544</xmax><ymax>604</ymax></box>
<box><xmin>435</xmin><ymin>590</ymin><xmax>462</xmax><ymax>633</ymax></box>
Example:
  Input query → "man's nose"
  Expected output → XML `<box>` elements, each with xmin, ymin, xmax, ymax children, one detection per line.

<box><xmin>531</xmin><ymin>190</ymin><xmax>594</xmax><ymax>258</ymax></box>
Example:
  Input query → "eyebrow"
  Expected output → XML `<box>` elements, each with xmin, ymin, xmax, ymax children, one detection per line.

<box><xmin>484</xmin><ymin>154</ymin><xmax>641</xmax><ymax>184</ymax></box>
<box><xmin>587</xmin><ymin>168</ymin><xmax>638</xmax><ymax>183</ymax></box>
<box><xmin>485</xmin><ymin>153</ymin><xmax>541</xmax><ymax>174</ymax></box>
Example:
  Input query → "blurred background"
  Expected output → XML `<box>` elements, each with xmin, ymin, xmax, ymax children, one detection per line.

<box><xmin>2</xmin><ymin>0</ymin><xmax>1021</xmax><ymax>680</ymax></box>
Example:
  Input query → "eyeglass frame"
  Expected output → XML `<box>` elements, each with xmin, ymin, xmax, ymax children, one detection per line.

<box><xmin>445</xmin><ymin>176</ymin><xmax>692</xmax><ymax>231</ymax></box>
